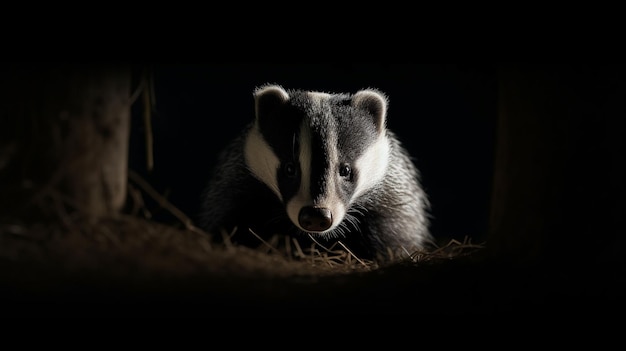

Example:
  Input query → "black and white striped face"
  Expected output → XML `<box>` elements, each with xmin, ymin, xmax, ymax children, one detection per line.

<box><xmin>244</xmin><ymin>85</ymin><xmax>391</xmax><ymax>237</ymax></box>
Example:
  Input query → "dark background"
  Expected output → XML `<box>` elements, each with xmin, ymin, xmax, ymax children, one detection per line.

<box><xmin>129</xmin><ymin>63</ymin><xmax>497</xmax><ymax>245</ymax></box>
<box><xmin>2</xmin><ymin>63</ymin><xmax>623</xmax><ymax>318</ymax></box>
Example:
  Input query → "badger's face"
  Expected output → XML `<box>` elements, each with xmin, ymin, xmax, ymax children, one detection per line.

<box><xmin>244</xmin><ymin>85</ymin><xmax>390</xmax><ymax>238</ymax></box>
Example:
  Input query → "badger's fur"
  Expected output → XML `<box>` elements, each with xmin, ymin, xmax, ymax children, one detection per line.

<box><xmin>198</xmin><ymin>84</ymin><xmax>432</xmax><ymax>260</ymax></box>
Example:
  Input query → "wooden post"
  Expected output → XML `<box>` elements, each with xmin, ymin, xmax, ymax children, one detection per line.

<box><xmin>0</xmin><ymin>63</ymin><xmax>131</xmax><ymax>221</ymax></box>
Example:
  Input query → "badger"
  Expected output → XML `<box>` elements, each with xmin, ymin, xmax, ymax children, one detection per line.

<box><xmin>198</xmin><ymin>84</ymin><xmax>433</xmax><ymax>261</ymax></box>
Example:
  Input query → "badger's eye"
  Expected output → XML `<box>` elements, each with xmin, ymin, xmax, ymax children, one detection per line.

<box><xmin>339</xmin><ymin>163</ymin><xmax>352</xmax><ymax>178</ymax></box>
<box><xmin>283</xmin><ymin>162</ymin><xmax>297</xmax><ymax>178</ymax></box>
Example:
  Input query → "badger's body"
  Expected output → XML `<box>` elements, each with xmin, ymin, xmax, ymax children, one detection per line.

<box><xmin>199</xmin><ymin>84</ymin><xmax>432</xmax><ymax>260</ymax></box>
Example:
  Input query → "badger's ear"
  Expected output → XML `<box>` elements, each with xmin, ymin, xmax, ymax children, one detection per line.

<box><xmin>352</xmin><ymin>89</ymin><xmax>388</xmax><ymax>135</ymax></box>
<box><xmin>254</xmin><ymin>84</ymin><xmax>290</xmax><ymax>122</ymax></box>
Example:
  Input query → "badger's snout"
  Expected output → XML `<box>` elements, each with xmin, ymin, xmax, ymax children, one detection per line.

<box><xmin>298</xmin><ymin>206</ymin><xmax>333</xmax><ymax>232</ymax></box>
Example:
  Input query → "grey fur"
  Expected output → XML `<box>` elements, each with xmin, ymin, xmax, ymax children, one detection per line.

<box><xmin>198</xmin><ymin>84</ymin><xmax>433</xmax><ymax>261</ymax></box>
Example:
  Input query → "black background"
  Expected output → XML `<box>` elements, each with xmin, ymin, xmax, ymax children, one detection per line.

<box><xmin>130</xmin><ymin>63</ymin><xmax>497</xmax><ymax>245</ymax></box>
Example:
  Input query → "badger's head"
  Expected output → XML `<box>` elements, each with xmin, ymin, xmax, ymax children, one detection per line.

<box><xmin>244</xmin><ymin>84</ymin><xmax>390</xmax><ymax>238</ymax></box>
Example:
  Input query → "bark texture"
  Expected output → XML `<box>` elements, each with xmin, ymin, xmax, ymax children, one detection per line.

<box><xmin>0</xmin><ymin>63</ymin><xmax>131</xmax><ymax>221</ymax></box>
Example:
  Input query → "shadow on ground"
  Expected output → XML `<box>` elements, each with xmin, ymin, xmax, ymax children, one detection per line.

<box><xmin>1</xmin><ymin>216</ymin><xmax>623</xmax><ymax>318</ymax></box>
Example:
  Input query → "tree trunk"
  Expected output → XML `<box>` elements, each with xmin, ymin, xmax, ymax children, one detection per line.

<box><xmin>488</xmin><ymin>64</ymin><xmax>625</xmax><ymax>266</ymax></box>
<box><xmin>0</xmin><ymin>64</ymin><xmax>131</xmax><ymax>222</ymax></box>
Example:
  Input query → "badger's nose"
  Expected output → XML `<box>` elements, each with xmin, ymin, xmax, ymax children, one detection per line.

<box><xmin>298</xmin><ymin>206</ymin><xmax>332</xmax><ymax>232</ymax></box>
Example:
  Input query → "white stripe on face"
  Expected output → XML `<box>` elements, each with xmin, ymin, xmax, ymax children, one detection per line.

<box><xmin>352</xmin><ymin>134</ymin><xmax>390</xmax><ymax>201</ymax></box>
<box><xmin>307</xmin><ymin>91</ymin><xmax>332</xmax><ymax>106</ymax></box>
<box><xmin>244</xmin><ymin>122</ymin><xmax>282</xmax><ymax>201</ymax></box>
<box><xmin>319</xmin><ymin>126</ymin><xmax>347</xmax><ymax>232</ymax></box>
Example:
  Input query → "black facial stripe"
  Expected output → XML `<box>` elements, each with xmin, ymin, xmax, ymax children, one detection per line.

<box><xmin>258</xmin><ymin>105</ymin><xmax>302</xmax><ymax>158</ymax></box>
<box><xmin>276</xmin><ymin>160</ymin><xmax>300</xmax><ymax>203</ymax></box>
<box><xmin>259</xmin><ymin>105</ymin><xmax>304</xmax><ymax>205</ymax></box>
<box><xmin>336</xmin><ymin>108</ymin><xmax>378</xmax><ymax>161</ymax></box>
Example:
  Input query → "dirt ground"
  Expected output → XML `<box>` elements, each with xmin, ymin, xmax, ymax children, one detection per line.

<box><xmin>0</xmin><ymin>215</ymin><xmax>622</xmax><ymax>318</ymax></box>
